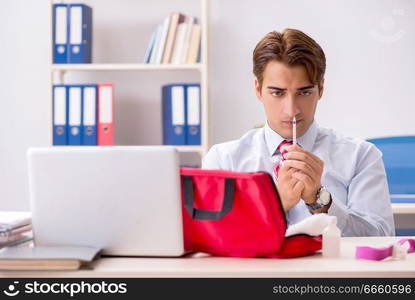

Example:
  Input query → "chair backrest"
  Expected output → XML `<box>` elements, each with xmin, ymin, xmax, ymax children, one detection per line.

<box><xmin>367</xmin><ymin>136</ymin><xmax>415</xmax><ymax>194</ymax></box>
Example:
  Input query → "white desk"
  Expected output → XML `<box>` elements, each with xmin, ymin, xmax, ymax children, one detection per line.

<box><xmin>1</xmin><ymin>237</ymin><xmax>414</xmax><ymax>278</ymax></box>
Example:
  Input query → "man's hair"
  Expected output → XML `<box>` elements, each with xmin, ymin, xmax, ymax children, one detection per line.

<box><xmin>253</xmin><ymin>29</ymin><xmax>326</xmax><ymax>89</ymax></box>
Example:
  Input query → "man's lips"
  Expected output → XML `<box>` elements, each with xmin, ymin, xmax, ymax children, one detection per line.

<box><xmin>282</xmin><ymin>119</ymin><xmax>302</xmax><ymax>124</ymax></box>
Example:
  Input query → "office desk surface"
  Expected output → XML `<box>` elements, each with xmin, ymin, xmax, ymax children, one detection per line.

<box><xmin>1</xmin><ymin>237</ymin><xmax>414</xmax><ymax>278</ymax></box>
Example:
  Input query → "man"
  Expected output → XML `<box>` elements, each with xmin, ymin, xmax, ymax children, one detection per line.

<box><xmin>202</xmin><ymin>29</ymin><xmax>395</xmax><ymax>236</ymax></box>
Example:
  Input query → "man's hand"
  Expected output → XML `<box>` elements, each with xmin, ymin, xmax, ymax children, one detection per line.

<box><xmin>283</xmin><ymin>144</ymin><xmax>324</xmax><ymax>205</ymax></box>
<box><xmin>276</xmin><ymin>163</ymin><xmax>305</xmax><ymax>211</ymax></box>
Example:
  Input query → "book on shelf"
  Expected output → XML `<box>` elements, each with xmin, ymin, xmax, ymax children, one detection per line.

<box><xmin>162</xmin><ymin>12</ymin><xmax>186</xmax><ymax>64</ymax></box>
<box><xmin>0</xmin><ymin>246</ymin><xmax>101</xmax><ymax>271</ymax></box>
<box><xmin>180</xmin><ymin>17</ymin><xmax>196</xmax><ymax>64</ymax></box>
<box><xmin>143</xmin><ymin>26</ymin><xmax>157</xmax><ymax>63</ymax></box>
<box><xmin>171</xmin><ymin>20</ymin><xmax>188</xmax><ymax>64</ymax></box>
<box><xmin>149</xmin><ymin>24</ymin><xmax>163</xmax><ymax>64</ymax></box>
<box><xmin>186</xmin><ymin>23</ymin><xmax>201</xmax><ymax>64</ymax></box>
<box><xmin>144</xmin><ymin>12</ymin><xmax>200</xmax><ymax>64</ymax></box>
<box><xmin>155</xmin><ymin>16</ymin><xmax>171</xmax><ymax>64</ymax></box>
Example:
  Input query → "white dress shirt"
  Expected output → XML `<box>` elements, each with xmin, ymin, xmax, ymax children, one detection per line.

<box><xmin>202</xmin><ymin>121</ymin><xmax>395</xmax><ymax>236</ymax></box>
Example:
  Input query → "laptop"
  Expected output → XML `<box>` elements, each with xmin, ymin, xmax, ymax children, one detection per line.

<box><xmin>27</xmin><ymin>146</ymin><xmax>185</xmax><ymax>257</ymax></box>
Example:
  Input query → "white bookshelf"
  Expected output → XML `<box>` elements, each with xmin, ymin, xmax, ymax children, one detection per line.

<box><xmin>49</xmin><ymin>0</ymin><xmax>210</xmax><ymax>156</ymax></box>
<box><xmin>392</xmin><ymin>203</ymin><xmax>415</xmax><ymax>214</ymax></box>
<box><xmin>51</xmin><ymin>63</ymin><xmax>204</xmax><ymax>72</ymax></box>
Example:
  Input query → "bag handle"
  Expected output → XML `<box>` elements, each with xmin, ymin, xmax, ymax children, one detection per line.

<box><xmin>182</xmin><ymin>175</ymin><xmax>235</xmax><ymax>220</ymax></box>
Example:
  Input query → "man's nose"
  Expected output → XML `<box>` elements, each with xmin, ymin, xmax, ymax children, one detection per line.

<box><xmin>282</xmin><ymin>95</ymin><xmax>300</xmax><ymax>118</ymax></box>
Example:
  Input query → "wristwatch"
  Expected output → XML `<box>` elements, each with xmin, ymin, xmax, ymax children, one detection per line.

<box><xmin>306</xmin><ymin>186</ymin><xmax>332</xmax><ymax>212</ymax></box>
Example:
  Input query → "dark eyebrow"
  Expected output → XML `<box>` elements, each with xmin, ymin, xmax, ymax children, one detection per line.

<box><xmin>267</xmin><ymin>86</ymin><xmax>286</xmax><ymax>91</ymax></box>
<box><xmin>266</xmin><ymin>85</ymin><xmax>315</xmax><ymax>91</ymax></box>
<box><xmin>297</xmin><ymin>85</ymin><xmax>315</xmax><ymax>91</ymax></box>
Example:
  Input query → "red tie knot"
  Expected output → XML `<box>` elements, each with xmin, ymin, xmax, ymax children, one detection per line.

<box><xmin>277</xmin><ymin>140</ymin><xmax>293</xmax><ymax>153</ymax></box>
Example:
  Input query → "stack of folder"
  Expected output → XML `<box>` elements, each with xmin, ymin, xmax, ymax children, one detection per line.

<box><xmin>53</xmin><ymin>3</ymin><xmax>93</xmax><ymax>64</ymax></box>
<box><xmin>162</xmin><ymin>83</ymin><xmax>201</xmax><ymax>145</ymax></box>
<box><xmin>0</xmin><ymin>211</ymin><xmax>32</xmax><ymax>248</ymax></box>
<box><xmin>144</xmin><ymin>12</ymin><xmax>201</xmax><ymax>64</ymax></box>
<box><xmin>53</xmin><ymin>83</ymin><xmax>114</xmax><ymax>146</ymax></box>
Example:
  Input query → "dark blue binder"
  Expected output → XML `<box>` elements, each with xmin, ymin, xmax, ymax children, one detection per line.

<box><xmin>390</xmin><ymin>196</ymin><xmax>415</xmax><ymax>203</ymax></box>
<box><xmin>52</xmin><ymin>4</ymin><xmax>69</xmax><ymax>64</ymax></box>
<box><xmin>68</xmin><ymin>4</ymin><xmax>92</xmax><ymax>63</ymax></box>
<box><xmin>81</xmin><ymin>84</ymin><xmax>97</xmax><ymax>145</ymax></box>
<box><xmin>185</xmin><ymin>84</ymin><xmax>201</xmax><ymax>145</ymax></box>
<box><xmin>67</xmin><ymin>85</ymin><xmax>83</xmax><ymax>145</ymax></box>
<box><xmin>53</xmin><ymin>85</ymin><xmax>68</xmax><ymax>145</ymax></box>
<box><xmin>162</xmin><ymin>84</ymin><xmax>187</xmax><ymax>145</ymax></box>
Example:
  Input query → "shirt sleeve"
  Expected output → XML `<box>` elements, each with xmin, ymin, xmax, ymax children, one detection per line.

<box><xmin>202</xmin><ymin>145</ymin><xmax>229</xmax><ymax>170</ymax></box>
<box><xmin>328</xmin><ymin>143</ymin><xmax>395</xmax><ymax>236</ymax></box>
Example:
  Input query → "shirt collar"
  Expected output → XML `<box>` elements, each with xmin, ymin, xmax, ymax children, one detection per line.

<box><xmin>264</xmin><ymin>120</ymin><xmax>318</xmax><ymax>156</ymax></box>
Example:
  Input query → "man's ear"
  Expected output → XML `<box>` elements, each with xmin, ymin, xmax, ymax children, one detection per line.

<box><xmin>318</xmin><ymin>78</ymin><xmax>325</xmax><ymax>99</ymax></box>
<box><xmin>255</xmin><ymin>79</ymin><xmax>263</xmax><ymax>102</ymax></box>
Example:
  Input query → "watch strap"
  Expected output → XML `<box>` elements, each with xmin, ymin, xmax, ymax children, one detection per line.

<box><xmin>306</xmin><ymin>201</ymin><xmax>325</xmax><ymax>212</ymax></box>
<box><xmin>306</xmin><ymin>187</ymin><xmax>331</xmax><ymax>213</ymax></box>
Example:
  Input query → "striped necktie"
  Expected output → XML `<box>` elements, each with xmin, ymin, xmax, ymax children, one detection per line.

<box><xmin>274</xmin><ymin>140</ymin><xmax>293</xmax><ymax>178</ymax></box>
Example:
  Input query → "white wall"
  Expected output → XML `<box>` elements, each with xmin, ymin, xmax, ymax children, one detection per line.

<box><xmin>1</xmin><ymin>0</ymin><xmax>414</xmax><ymax>210</ymax></box>
<box><xmin>0</xmin><ymin>0</ymin><xmax>50</xmax><ymax>211</ymax></box>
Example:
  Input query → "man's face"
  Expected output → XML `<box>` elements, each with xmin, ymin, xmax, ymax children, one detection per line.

<box><xmin>255</xmin><ymin>60</ymin><xmax>324</xmax><ymax>139</ymax></box>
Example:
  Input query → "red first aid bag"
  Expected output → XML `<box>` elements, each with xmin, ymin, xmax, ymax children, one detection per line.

<box><xmin>180</xmin><ymin>168</ymin><xmax>322</xmax><ymax>258</ymax></box>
